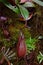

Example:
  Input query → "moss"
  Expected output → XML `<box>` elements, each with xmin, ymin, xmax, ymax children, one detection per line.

<box><xmin>0</xmin><ymin>4</ymin><xmax>31</xmax><ymax>47</ymax></box>
<box><xmin>8</xmin><ymin>21</ymin><xmax>31</xmax><ymax>42</ymax></box>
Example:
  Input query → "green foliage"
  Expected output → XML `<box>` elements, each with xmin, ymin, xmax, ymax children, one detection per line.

<box><xmin>26</xmin><ymin>37</ymin><xmax>38</xmax><ymax>51</ymax></box>
<box><xmin>3</xmin><ymin>40</ymin><xmax>13</xmax><ymax>48</ymax></box>
<box><xmin>0</xmin><ymin>0</ymin><xmax>20</xmax><ymax>14</ymax></box>
<box><xmin>0</xmin><ymin>0</ymin><xmax>29</xmax><ymax>20</ymax></box>
<box><xmin>0</xmin><ymin>28</ymin><xmax>14</xmax><ymax>47</ymax></box>
<box><xmin>0</xmin><ymin>0</ymin><xmax>43</xmax><ymax>64</ymax></box>
<box><xmin>0</xmin><ymin>0</ymin><xmax>43</xmax><ymax>20</ymax></box>
<box><xmin>18</xmin><ymin>5</ymin><xmax>29</xmax><ymax>20</ymax></box>
<box><xmin>8</xmin><ymin>22</ymin><xmax>31</xmax><ymax>42</ymax></box>
<box><xmin>22</xmin><ymin>2</ymin><xmax>35</xmax><ymax>7</ymax></box>
<box><xmin>0</xmin><ymin>18</ymin><xmax>31</xmax><ymax>48</ymax></box>
<box><xmin>37</xmin><ymin>52</ymin><xmax>43</xmax><ymax>64</ymax></box>
<box><xmin>32</xmin><ymin>0</ymin><xmax>43</xmax><ymax>6</ymax></box>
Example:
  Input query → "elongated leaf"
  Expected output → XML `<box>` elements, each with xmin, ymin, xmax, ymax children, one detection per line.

<box><xmin>18</xmin><ymin>5</ymin><xmax>29</xmax><ymax>20</ymax></box>
<box><xmin>23</xmin><ymin>2</ymin><xmax>35</xmax><ymax>7</ymax></box>
<box><xmin>32</xmin><ymin>0</ymin><xmax>43</xmax><ymax>6</ymax></box>
<box><xmin>4</xmin><ymin>4</ymin><xmax>20</xmax><ymax>14</ymax></box>
<box><xmin>0</xmin><ymin>0</ymin><xmax>20</xmax><ymax>14</ymax></box>
<box><xmin>37</xmin><ymin>52</ymin><xmax>43</xmax><ymax>64</ymax></box>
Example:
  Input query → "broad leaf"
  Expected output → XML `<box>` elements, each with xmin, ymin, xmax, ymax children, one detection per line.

<box><xmin>4</xmin><ymin>4</ymin><xmax>20</xmax><ymax>14</ymax></box>
<box><xmin>18</xmin><ymin>5</ymin><xmax>29</xmax><ymax>20</ymax></box>
<box><xmin>0</xmin><ymin>0</ymin><xmax>20</xmax><ymax>14</ymax></box>
<box><xmin>23</xmin><ymin>2</ymin><xmax>35</xmax><ymax>7</ymax></box>
<box><xmin>32</xmin><ymin>0</ymin><xmax>43</xmax><ymax>6</ymax></box>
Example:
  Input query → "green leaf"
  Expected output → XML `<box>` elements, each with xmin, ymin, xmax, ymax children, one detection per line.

<box><xmin>32</xmin><ymin>0</ymin><xmax>43</xmax><ymax>6</ymax></box>
<box><xmin>26</xmin><ymin>37</ymin><xmax>37</xmax><ymax>44</ymax></box>
<box><xmin>27</xmin><ymin>43</ymin><xmax>36</xmax><ymax>50</ymax></box>
<box><xmin>5</xmin><ymin>4</ymin><xmax>20</xmax><ymax>14</ymax></box>
<box><xmin>37</xmin><ymin>52</ymin><xmax>43</xmax><ymax>64</ymax></box>
<box><xmin>18</xmin><ymin>5</ymin><xmax>29</xmax><ymax>20</ymax></box>
<box><xmin>0</xmin><ymin>0</ymin><xmax>20</xmax><ymax>14</ymax></box>
<box><xmin>23</xmin><ymin>2</ymin><xmax>35</xmax><ymax>7</ymax></box>
<box><xmin>26</xmin><ymin>37</ymin><xmax>37</xmax><ymax>51</ymax></box>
